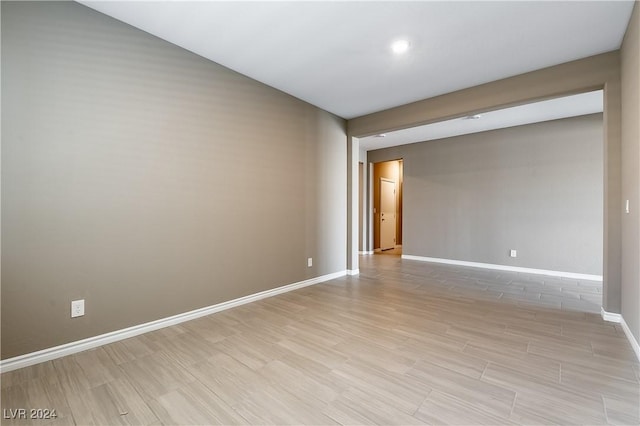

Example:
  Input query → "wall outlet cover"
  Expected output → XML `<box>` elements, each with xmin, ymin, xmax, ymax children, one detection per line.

<box><xmin>307</xmin><ymin>257</ymin><xmax>313</xmax><ymax>267</ymax></box>
<box><xmin>71</xmin><ymin>299</ymin><xmax>85</xmax><ymax>318</ymax></box>
<box><xmin>510</xmin><ymin>249</ymin><xmax>517</xmax><ymax>258</ymax></box>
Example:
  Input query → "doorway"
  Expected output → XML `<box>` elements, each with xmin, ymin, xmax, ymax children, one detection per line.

<box><xmin>373</xmin><ymin>159</ymin><xmax>403</xmax><ymax>254</ymax></box>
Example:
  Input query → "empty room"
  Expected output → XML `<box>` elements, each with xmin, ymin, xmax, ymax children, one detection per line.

<box><xmin>2</xmin><ymin>1</ymin><xmax>639</xmax><ymax>425</ymax></box>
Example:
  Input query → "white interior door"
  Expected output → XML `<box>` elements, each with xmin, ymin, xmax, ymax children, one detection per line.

<box><xmin>380</xmin><ymin>178</ymin><xmax>396</xmax><ymax>250</ymax></box>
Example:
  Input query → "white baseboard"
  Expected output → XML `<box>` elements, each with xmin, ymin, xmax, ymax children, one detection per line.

<box><xmin>347</xmin><ymin>269</ymin><xmax>360</xmax><ymax>275</ymax></box>
<box><xmin>0</xmin><ymin>270</ymin><xmax>347</xmax><ymax>373</ymax></box>
<box><xmin>359</xmin><ymin>251</ymin><xmax>374</xmax><ymax>255</ymax></box>
<box><xmin>600</xmin><ymin>307</ymin><xmax>622</xmax><ymax>323</ymax></box>
<box><xmin>601</xmin><ymin>308</ymin><xmax>640</xmax><ymax>363</ymax></box>
<box><xmin>401</xmin><ymin>255</ymin><xmax>603</xmax><ymax>282</ymax></box>
<box><xmin>620</xmin><ymin>317</ymin><xmax>640</xmax><ymax>362</ymax></box>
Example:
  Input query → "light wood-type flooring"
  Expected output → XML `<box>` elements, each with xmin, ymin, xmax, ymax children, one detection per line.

<box><xmin>1</xmin><ymin>255</ymin><xmax>638</xmax><ymax>425</ymax></box>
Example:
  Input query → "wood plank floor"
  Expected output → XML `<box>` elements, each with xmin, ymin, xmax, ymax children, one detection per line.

<box><xmin>2</xmin><ymin>255</ymin><xmax>638</xmax><ymax>425</ymax></box>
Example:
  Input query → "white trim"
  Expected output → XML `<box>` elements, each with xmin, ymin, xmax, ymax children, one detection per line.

<box><xmin>359</xmin><ymin>251</ymin><xmax>374</xmax><ymax>255</ymax></box>
<box><xmin>401</xmin><ymin>255</ymin><xmax>603</xmax><ymax>281</ymax></box>
<box><xmin>603</xmin><ymin>308</ymin><xmax>640</xmax><ymax>362</ymax></box>
<box><xmin>347</xmin><ymin>269</ymin><xmax>360</xmax><ymax>275</ymax></box>
<box><xmin>620</xmin><ymin>316</ymin><xmax>640</xmax><ymax>362</ymax></box>
<box><xmin>0</xmin><ymin>270</ymin><xmax>346</xmax><ymax>373</ymax></box>
<box><xmin>600</xmin><ymin>307</ymin><xmax>622</xmax><ymax>323</ymax></box>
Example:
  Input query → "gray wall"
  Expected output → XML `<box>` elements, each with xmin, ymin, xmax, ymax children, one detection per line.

<box><xmin>621</xmin><ymin>3</ymin><xmax>640</xmax><ymax>345</ymax></box>
<box><xmin>1</xmin><ymin>1</ymin><xmax>347</xmax><ymax>359</ymax></box>
<box><xmin>368</xmin><ymin>114</ymin><xmax>603</xmax><ymax>275</ymax></box>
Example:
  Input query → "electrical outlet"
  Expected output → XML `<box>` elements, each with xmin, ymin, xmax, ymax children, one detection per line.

<box><xmin>308</xmin><ymin>257</ymin><xmax>313</xmax><ymax>267</ymax></box>
<box><xmin>71</xmin><ymin>299</ymin><xmax>85</xmax><ymax>318</ymax></box>
<box><xmin>509</xmin><ymin>249</ymin><xmax>517</xmax><ymax>258</ymax></box>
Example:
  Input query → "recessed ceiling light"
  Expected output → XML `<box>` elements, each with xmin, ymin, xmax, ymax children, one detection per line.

<box><xmin>464</xmin><ymin>114</ymin><xmax>482</xmax><ymax>120</ymax></box>
<box><xmin>391</xmin><ymin>39</ymin><xmax>410</xmax><ymax>55</ymax></box>
<box><xmin>375</xmin><ymin>134</ymin><xmax>387</xmax><ymax>138</ymax></box>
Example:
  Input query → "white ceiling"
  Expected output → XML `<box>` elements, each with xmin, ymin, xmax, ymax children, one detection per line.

<box><xmin>359</xmin><ymin>90</ymin><xmax>603</xmax><ymax>151</ymax></box>
<box><xmin>80</xmin><ymin>1</ymin><xmax>634</xmax><ymax>121</ymax></box>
